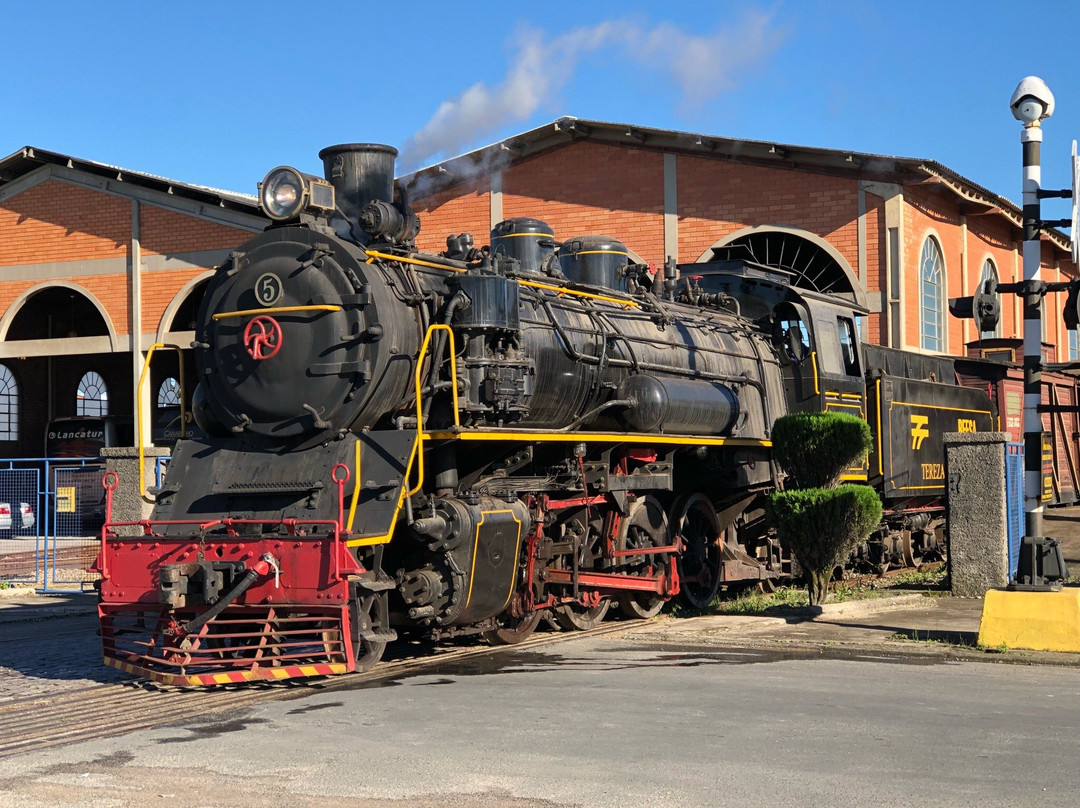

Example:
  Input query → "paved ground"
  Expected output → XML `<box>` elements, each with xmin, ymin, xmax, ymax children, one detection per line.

<box><xmin>1</xmin><ymin>634</ymin><xmax>1078</xmax><ymax>808</ymax></box>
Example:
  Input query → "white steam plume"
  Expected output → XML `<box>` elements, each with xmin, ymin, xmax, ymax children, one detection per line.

<box><xmin>398</xmin><ymin>12</ymin><xmax>783</xmax><ymax>173</ymax></box>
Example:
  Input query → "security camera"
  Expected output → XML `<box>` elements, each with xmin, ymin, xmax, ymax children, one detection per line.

<box><xmin>1010</xmin><ymin>76</ymin><xmax>1055</xmax><ymax>124</ymax></box>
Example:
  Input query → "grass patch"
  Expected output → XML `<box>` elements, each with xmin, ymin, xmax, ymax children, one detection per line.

<box><xmin>890</xmin><ymin>630</ymin><xmax>950</xmax><ymax>645</ymax></box>
<box><xmin>712</xmin><ymin>586</ymin><xmax>809</xmax><ymax>615</ymax></box>
<box><xmin>891</xmin><ymin>629</ymin><xmax>978</xmax><ymax>648</ymax></box>
<box><xmin>890</xmin><ymin>567</ymin><xmax>948</xmax><ymax>588</ymax></box>
<box><xmin>674</xmin><ymin>565</ymin><xmax>950</xmax><ymax>617</ymax></box>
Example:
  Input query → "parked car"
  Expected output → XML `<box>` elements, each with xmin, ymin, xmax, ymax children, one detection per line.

<box><xmin>0</xmin><ymin>501</ymin><xmax>35</xmax><ymax>535</ymax></box>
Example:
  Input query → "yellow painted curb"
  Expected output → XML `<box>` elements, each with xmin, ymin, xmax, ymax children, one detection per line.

<box><xmin>978</xmin><ymin>588</ymin><xmax>1080</xmax><ymax>653</ymax></box>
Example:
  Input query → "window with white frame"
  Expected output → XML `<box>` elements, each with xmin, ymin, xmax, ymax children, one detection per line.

<box><xmin>1070</xmin><ymin>328</ymin><xmax>1078</xmax><ymax>361</ymax></box>
<box><xmin>978</xmin><ymin>258</ymin><xmax>1001</xmax><ymax>338</ymax></box>
<box><xmin>919</xmin><ymin>236</ymin><xmax>945</xmax><ymax>352</ymax></box>
<box><xmin>76</xmin><ymin>371</ymin><xmax>109</xmax><ymax>417</ymax></box>
<box><xmin>0</xmin><ymin>364</ymin><xmax>17</xmax><ymax>441</ymax></box>
<box><xmin>157</xmin><ymin>377</ymin><xmax>181</xmax><ymax>408</ymax></box>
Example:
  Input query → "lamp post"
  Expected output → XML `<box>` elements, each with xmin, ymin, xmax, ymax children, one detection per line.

<box><xmin>1009</xmin><ymin>76</ymin><xmax>1056</xmax><ymax>542</ymax></box>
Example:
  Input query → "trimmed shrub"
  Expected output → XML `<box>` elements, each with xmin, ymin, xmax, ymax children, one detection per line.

<box><xmin>767</xmin><ymin>411</ymin><xmax>881</xmax><ymax>606</ymax></box>
<box><xmin>771</xmin><ymin>412</ymin><xmax>872</xmax><ymax>489</ymax></box>
<box><xmin>766</xmin><ymin>485</ymin><xmax>883</xmax><ymax>605</ymax></box>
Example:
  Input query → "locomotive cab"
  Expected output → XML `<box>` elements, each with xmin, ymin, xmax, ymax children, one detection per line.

<box><xmin>677</xmin><ymin>261</ymin><xmax>868</xmax><ymax>417</ymax></box>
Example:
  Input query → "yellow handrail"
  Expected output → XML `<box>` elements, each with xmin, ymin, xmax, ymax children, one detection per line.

<box><xmin>212</xmin><ymin>304</ymin><xmax>341</xmax><ymax>321</ymax></box>
<box><xmin>361</xmin><ymin>249</ymin><xmax>641</xmax><ymax>308</ymax></box>
<box><xmin>362</xmin><ymin>248</ymin><xmax>467</xmax><ymax>273</ymax></box>
<box><xmin>136</xmin><ymin>343</ymin><xmax>186</xmax><ymax>503</ymax></box>
<box><xmin>408</xmin><ymin>324</ymin><xmax>459</xmax><ymax>497</ymax></box>
<box><xmin>518</xmin><ymin>279</ymin><xmax>640</xmax><ymax>308</ymax></box>
<box><xmin>344</xmin><ymin>323</ymin><xmax>459</xmax><ymax>541</ymax></box>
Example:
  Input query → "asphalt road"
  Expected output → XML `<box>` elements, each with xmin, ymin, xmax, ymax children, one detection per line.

<box><xmin>1</xmin><ymin>633</ymin><xmax>1077</xmax><ymax>808</ymax></box>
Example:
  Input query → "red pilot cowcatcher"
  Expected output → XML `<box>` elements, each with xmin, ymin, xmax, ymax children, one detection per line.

<box><xmin>243</xmin><ymin>315</ymin><xmax>283</xmax><ymax>360</ymax></box>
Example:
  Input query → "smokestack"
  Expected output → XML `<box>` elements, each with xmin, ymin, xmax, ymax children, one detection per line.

<box><xmin>318</xmin><ymin>143</ymin><xmax>397</xmax><ymax>229</ymax></box>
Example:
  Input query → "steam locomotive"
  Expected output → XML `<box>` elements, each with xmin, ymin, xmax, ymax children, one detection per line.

<box><xmin>96</xmin><ymin>144</ymin><xmax>993</xmax><ymax>686</ymax></box>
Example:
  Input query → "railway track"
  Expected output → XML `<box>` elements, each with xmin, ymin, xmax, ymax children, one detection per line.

<box><xmin>0</xmin><ymin>618</ymin><xmax>646</xmax><ymax>760</ymax></box>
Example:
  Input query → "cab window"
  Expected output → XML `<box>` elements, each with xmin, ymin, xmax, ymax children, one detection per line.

<box><xmin>838</xmin><ymin>317</ymin><xmax>860</xmax><ymax>376</ymax></box>
<box><xmin>774</xmin><ymin>304</ymin><xmax>811</xmax><ymax>363</ymax></box>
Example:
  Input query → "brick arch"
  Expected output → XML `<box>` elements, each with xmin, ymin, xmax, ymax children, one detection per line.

<box><xmin>0</xmin><ymin>280</ymin><xmax>119</xmax><ymax>349</ymax></box>
<box><xmin>696</xmin><ymin>225</ymin><xmax>868</xmax><ymax>310</ymax></box>
<box><xmin>156</xmin><ymin>270</ymin><xmax>213</xmax><ymax>343</ymax></box>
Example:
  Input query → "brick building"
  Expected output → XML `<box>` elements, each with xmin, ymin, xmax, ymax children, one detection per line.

<box><xmin>406</xmin><ymin>117</ymin><xmax>1076</xmax><ymax>358</ymax></box>
<box><xmin>0</xmin><ymin>120</ymin><xmax>1074</xmax><ymax>458</ymax></box>
<box><xmin>0</xmin><ymin>148</ymin><xmax>265</xmax><ymax>457</ymax></box>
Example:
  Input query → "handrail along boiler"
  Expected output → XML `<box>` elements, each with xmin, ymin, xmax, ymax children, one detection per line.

<box><xmin>95</xmin><ymin>144</ymin><xmax>993</xmax><ymax>685</ymax></box>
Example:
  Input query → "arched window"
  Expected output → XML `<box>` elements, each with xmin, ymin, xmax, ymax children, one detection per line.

<box><xmin>978</xmin><ymin>259</ymin><xmax>1001</xmax><ymax>339</ymax></box>
<box><xmin>76</xmin><ymin>371</ymin><xmax>109</xmax><ymax>417</ymax></box>
<box><xmin>157</xmin><ymin>377</ymin><xmax>181</xmax><ymax>408</ymax></box>
<box><xmin>919</xmin><ymin>237</ymin><xmax>945</xmax><ymax>352</ymax></box>
<box><xmin>0</xmin><ymin>364</ymin><xmax>17</xmax><ymax>441</ymax></box>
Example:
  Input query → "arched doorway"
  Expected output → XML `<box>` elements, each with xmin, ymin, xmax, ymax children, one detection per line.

<box><xmin>697</xmin><ymin>225</ymin><xmax>867</xmax><ymax>310</ymax></box>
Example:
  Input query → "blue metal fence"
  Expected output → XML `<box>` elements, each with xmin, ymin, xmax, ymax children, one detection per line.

<box><xmin>1004</xmin><ymin>442</ymin><xmax>1024</xmax><ymax>581</ymax></box>
<box><xmin>0</xmin><ymin>462</ymin><xmax>42</xmax><ymax>585</ymax></box>
<box><xmin>0</xmin><ymin>458</ymin><xmax>105</xmax><ymax>592</ymax></box>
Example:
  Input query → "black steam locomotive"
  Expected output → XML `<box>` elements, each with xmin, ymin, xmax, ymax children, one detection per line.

<box><xmin>96</xmin><ymin>144</ymin><xmax>993</xmax><ymax>685</ymax></box>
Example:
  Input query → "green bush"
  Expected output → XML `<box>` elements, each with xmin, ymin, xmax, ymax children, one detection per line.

<box><xmin>771</xmin><ymin>412</ymin><xmax>872</xmax><ymax>489</ymax></box>
<box><xmin>767</xmin><ymin>411</ymin><xmax>881</xmax><ymax>606</ymax></box>
<box><xmin>766</xmin><ymin>484</ymin><xmax>883</xmax><ymax>605</ymax></box>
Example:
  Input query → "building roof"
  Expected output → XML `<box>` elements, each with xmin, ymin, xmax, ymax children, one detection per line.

<box><xmin>399</xmin><ymin>117</ymin><xmax>1074</xmax><ymax>258</ymax></box>
<box><xmin>0</xmin><ymin>146</ymin><xmax>263</xmax><ymax>228</ymax></box>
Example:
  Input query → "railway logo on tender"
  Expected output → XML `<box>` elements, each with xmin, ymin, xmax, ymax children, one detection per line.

<box><xmin>910</xmin><ymin>415</ymin><xmax>930</xmax><ymax>450</ymax></box>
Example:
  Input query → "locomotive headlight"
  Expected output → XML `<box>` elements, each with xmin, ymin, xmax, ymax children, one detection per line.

<box><xmin>258</xmin><ymin>166</ymin><xmax>336</xmax><ymax>221</ymax></box>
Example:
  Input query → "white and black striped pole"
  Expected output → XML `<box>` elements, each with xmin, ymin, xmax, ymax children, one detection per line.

<box><xmin>1010</xmin><ymin>76</ymin><xmax>1056</xmax><ymax>540</ymax></box>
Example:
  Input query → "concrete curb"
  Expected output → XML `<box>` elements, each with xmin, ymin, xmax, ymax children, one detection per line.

<box><xmin>0</xmin><ymin>584</ymin><xmax>89</xmax><ymax>600</ymax></box>
<box><xmin>760</xmin><ymin>591</ymin><xmax>936</xmax><ymax>619</ymax></box>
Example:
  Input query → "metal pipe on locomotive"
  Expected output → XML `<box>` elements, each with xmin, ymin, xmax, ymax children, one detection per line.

<box><xmin>95</xmin><ymin>144</ymin><xmax>993</xmax><ymax>685</ymax></box>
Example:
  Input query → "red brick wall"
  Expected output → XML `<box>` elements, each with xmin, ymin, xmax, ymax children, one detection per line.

<box><xmin>864</xmin><ymin>191</ymin><xmax>886</xmax><ymax>344</ymax></box>
<box><xmin>0</xmin><ymin>183</ymin><xmax>248</xmax><ymax>338</ymax></box>
<box><xmin>677</xmin><ymin>157</ymin><xmax>860</xmax><ymax>273</ymax></box>
<box><xmin>503</xmin><ymin>143</ymin><xmax>665</xmax><ymax>266</ymax></box>
<box><xmin>142</xmin><ymin>269</ymin><xmax>210</xmax><ymax>334</ymax></box>
<box><xmin>412</xmin><ymin>142</ymin><xmax>667</xmax><ymax>265</ymax></box>
<box><xmin>138</xmin><ymin>204</ymin><xmax>248</xmax><ymax>335</ymax></box>
<box><xmin>0</xmin><ymin>180</ymin><xmax>128</xmax><ymax>265</ymax></box>
<box><xmin>413</xmin><ymin>179</ymin><xmax>490</xmax><ymax>254</ymax></box>
<box><xmin>140</xmin><ymin>204</ymin><xmax>251</xmax><ymax>256</ymax></box>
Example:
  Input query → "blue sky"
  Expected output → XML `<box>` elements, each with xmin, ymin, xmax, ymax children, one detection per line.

<box><xmin>3</xmin><ymin>1</ymin><xmax>1079</xmax><ymax>213</ymax></box>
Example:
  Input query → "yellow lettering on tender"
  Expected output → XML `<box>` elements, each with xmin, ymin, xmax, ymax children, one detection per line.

<box><xmin>921</xmin><ymin>463</ymin><xmax>945</xmax><ymax>481</ymax></box>
<box><xmin>957</xmin><ymin>418</ymin><xmax>977</xmax><ymax>433</ymax></box>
